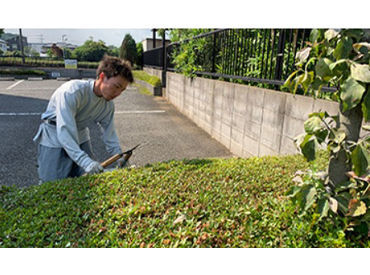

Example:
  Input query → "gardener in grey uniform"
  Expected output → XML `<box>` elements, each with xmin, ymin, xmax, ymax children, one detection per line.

<box><xmin>33</xmin><ymin>55</ymin><xmax>134</xmax><ymax>183</ymax></box>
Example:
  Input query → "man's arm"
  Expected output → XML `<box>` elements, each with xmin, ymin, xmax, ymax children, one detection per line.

<box><xmin>98</xmin><ymin>105</ymin><xmax>123</xmax><ymax>156</ymax></box>
<box><xmin>54</xmin><ymin>90</ymin><xmax>95</xmax><ymax>170</ymax></box>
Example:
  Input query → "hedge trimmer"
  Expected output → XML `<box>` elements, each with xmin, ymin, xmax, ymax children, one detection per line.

<box><xmin>101</xmin><ymin>144</ymin><xmax>141</xmax><ymax>169</ymax></box>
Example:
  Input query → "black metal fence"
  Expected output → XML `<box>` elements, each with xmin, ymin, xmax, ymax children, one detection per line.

<box><xmin>143</xmin><ymin>29</ymin><xmax>311</xmax><ymax>87</ymax></box>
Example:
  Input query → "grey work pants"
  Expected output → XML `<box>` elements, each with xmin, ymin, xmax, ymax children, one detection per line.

<box><xmin>37</xmin><ymin>140</ymin><xmax>94</xmax><ymax>183</ymax></box>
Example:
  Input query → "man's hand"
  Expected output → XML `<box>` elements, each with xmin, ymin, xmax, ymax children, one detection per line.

<box><xmin>85</xmin><ymin>161</ymin><xmax>104</xmax><ymax>175</ymax></box>
<box><xmin>117</xmin><ymin>157</ymin><xmax>129</xmax><ymax>168</ymax></box>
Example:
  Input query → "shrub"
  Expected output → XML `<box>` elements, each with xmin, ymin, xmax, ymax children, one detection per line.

<box><xmin>1</xmin><ymin>152</ymin><xmax>368</xmax><ymax>247</ymax></box>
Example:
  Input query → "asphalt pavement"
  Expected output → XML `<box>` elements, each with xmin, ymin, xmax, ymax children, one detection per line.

<box><xmin>0</xmin><ymin>79</ymin><xmax>232</xmax><ymax>188</ymax></box>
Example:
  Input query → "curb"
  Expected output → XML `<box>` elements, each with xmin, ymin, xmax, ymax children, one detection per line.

<box><xmin>57</xmin><ymin>77</ymin><xmax>71</xmax><ymax>81</ymax></box>
<box><xmin>135</xmin><ymin>79</ymin><xmax>162</xmax><ymax>96</ymax></box>
<box><xmin>27</xmin><ymin>77</ymin><xmax>43</xmax><ymax>81</ymax></box>
<box><xmin>0</xmin><ymin>77</ymin><xmax>15</xmax><ymax>81</ymax></box>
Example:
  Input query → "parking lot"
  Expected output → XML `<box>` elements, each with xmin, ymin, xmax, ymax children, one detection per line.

<box><xmin>0</xmin><ymin>79</ymin><xmax>232</xmax><ymax>187</ymax></box>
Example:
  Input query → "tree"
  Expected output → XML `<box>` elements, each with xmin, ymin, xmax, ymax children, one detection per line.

<box><xmin>107</xmin><ymin>45</ymin><xmax>119</xmax><ymax>57</ymax></box>
<box><xmin>285</xmin><ymin>29</ymin><xmax>369</xmax><ymax>238</ymax></box>
<box><xmin>135</xmin><ymin>42</ymin><xmax>143</xmax><ymax>68</ymax></box>
<box><xmin>119</xmin><ymin>34</ymin><xmax>137</xmax><ymax>66</ymax></box>
<box><xmin>73</xmin><ymin>39</ymin><xmax>109</xmax><ymax>62</ymax></box>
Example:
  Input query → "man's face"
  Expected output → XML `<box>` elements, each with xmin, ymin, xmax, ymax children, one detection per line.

<box><xmin>100</xmin><ymin>74</ymin><xmax>129</xmax><ymax>101</ymax></box>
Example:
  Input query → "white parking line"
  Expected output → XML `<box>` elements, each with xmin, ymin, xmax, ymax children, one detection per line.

<box><xmin>115</xmin><ymin>110</ymin><xmax>165</xmax><ymax>114</ymax></box>
<box><xmin>0</xmin><ymin>112</ymin><xmax>41</xmax><ymax>116</ymax></box>
<box><xmin>6</xmin><ymin>80</ymin><xmax>24</xmax><ymax>90</ymax></box>
<box><xmin>0</xmin><ymin>110</ymin><xmax>166</xmax><ymax>116</ymax></box>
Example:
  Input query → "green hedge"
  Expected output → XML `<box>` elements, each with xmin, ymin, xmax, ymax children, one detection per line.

<box><xmin>0</xmin><ymin>69</ymin><xmax>47</xmax><ymax>76</ymax></box>
<box><xmin>0</xmin><ymin>57</ymin><xmax>98</xmax><ymax>69</ymax></box>
<box><xmin>0</xmin><ymin>152</ymin><xmax>368</xmax><ymax>247</ymax></box>
<box><xmin>133</xmin><ymin>70</ymin><xmax>161</xmax><ymax>87</ymax></box>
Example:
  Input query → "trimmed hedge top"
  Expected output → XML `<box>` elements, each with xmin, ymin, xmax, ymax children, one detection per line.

<box><xmin>0</xmin><ymin>153</ymin><xmax>367</xmax><ymax>247</ymax></box>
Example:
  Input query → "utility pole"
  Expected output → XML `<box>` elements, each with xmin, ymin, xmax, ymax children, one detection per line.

<box><xmin>19</xmin><ymin>28</ymin><xmax>25</xmax><ymax>64</ymax></box>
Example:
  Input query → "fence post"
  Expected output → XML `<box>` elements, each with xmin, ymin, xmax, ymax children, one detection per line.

<box><xmin>19</xmin><ymin>29</ymin><xmax>25</xmax><ymax>64</ymax></box>
<box><xmin>212</xmin><ymin>32</ymin><xmax>217</xmax><ymax>73</ymax></box>
<box><xmin>161</xmin><ymin>30</ymin><xmax>167</xmax><ymax>88</ymax></box>
<box><xmin>152</xmin><ymin>29</ymin><xmax>156</xmax><ymax>49</ymax></box>
<box><xmin>274</xmin><ymin>29</ymin><xmax>286</xmax><ymax>81</ymax></box>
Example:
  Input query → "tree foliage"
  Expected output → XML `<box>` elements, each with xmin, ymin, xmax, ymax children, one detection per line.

<box><xmin>136</xmin><ymin>42</ymin><xmax>143</xmax><ymax>68</ymax></box>
<box><xmin>73</xmin><ymin>39</ymin><xmax>109</xmax><ymax>62</ymax></box>
<box><xmin>119</xmin><ymin>34</ymin><xmax>137</xmax><ymax>66</ymax></box>
<box><xmin>284</xmin><ymin>29</ymin><xmax>369</xmax><ymax>239</ymax></box>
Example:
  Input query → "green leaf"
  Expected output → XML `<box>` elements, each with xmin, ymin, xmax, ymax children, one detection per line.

<box><xmin>325</xmin><ymin>29</ymin><xmax>339</xmax><ymax>41</ymax></box>
<box><xmin>351</xmin><ymin>143</ymin><xmax>370</xmax><ymax>176</ymax></box>
<box><xmin>302</xmin><ymin>185</ymin><xmax>317</xmax><ymax>211</ymax></box>
<box><xmin>328</xmin><ymin>197</ymin><xmax>338</xmax><ymax>214</ymax></box>
<box><xmin>309</xmin><ymin>111</ymin><xmax>328</xmax><ymax>120</ymax></box>
<box><xmin>347</xmin><ymin>199</ymin><xmax>367</xmax><ymax>217</ymax></box>
<box><xmin>333</xmin><ymin>130</ymin><xmax>346</xmax><ymax>144</ymax></box>
<box><xmin>315</xmin><ymin>129</ymin><xmax>329</xmax><ymax>143</ymax></box>
<box><xmin>329</xmin><ymin>59</ymin><xmax>349</xmax><ymax>76</ymax></box>
<box><xmin>335</xmin><ymin>193</ymin><xmax>350</xmax><ymax>215</ymax></box>
<box><xmin>317</xmin><ymin>198</ymin><xmax>330</xmax><ymax>219</ymax></box>
<box><xmin>315</xmin><ymin>58</ymin><xmax>333</xmax><ymax>81</ymax></box>
<box><xmin>342</xmin><ymin>29</ymin><xmax>363</xmax><ymax>42</ymax></box>
<box><xmin>362</xmin><ymin>89</ymin><xmax>370</xmax><ymax>122</ymax></box>
<box><xmin>350</xmin><ymin>63</ymin><xmax>370</xmax><ymax>83</ymax></box>
<box><xmin>301</xmin><ymin>71</ymin><xmax>314</xmax><ymax>93</ymax></box>
<box><xmin>340</xmin><ymin>77</ymin><xmax>366</xmax><ymax>112</ymax></box>
<box><xmin>333</xmin><ymin>37</ymin><xmax>353</xmax><ymax>60</ymax></box>
<box><xmin>300</xmin><ymin>135</ymin><xmax>318</xmax><ymax>162</ymax></box>
<box><xmin>304</xmin><ymin>116</ymin><xmax>322</xmax><ymax>134</ymax></box>
<box><xmin>296</xmin><ymin>47</ymin><xmax>311</xmax><ymax>64</ymax></box>
<box><xmin>310</xmin><ymin>29</ymin><xmax>325</xmax><ymax>44</ymax></box>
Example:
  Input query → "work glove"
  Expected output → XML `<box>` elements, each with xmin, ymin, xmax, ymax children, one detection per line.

<box><xmin>85</xmin><ymin>161</ymin><xmax>104</xmax><ymax>175</ymax></box>
<box><xmin>117</xmin><ymin>157</ymin><xmax>129</xmax><ymax>168</ymax></box>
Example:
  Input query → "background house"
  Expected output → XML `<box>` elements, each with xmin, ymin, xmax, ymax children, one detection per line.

<box><xmin>0</xmin><ymin>33</ymin><xmax>28</xmax><ymax>51</ymax></box>
<box><xmin>0</xmin><ymin>39</ymin><xmax>7</xmax><ymax>53</ymax></box>
<box><xmin>142</xmin><ymin>38</ymin><xmax>171</xmax><ymax>52</ymax></box>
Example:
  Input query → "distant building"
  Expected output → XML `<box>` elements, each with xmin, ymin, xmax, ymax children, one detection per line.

<box><xmin>0</xmin><ymin>39</ymin><xmax>7</xmax><ymax>53</ymax></box>
<box><xmin>0</xmin><ymin>33</ymin><xmax>28</xmax><ymax>51</ymax></box>
<box><xmin>142</xmin><ymin>38</ymin><xmax>171</xmax><ymax>52</ymax></box>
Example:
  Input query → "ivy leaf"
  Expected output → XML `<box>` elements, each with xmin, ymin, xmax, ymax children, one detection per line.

<box><xmin>333</xmin><ymin>37</ymin><xmax>353</xmax><ymax>60</ymax></box>
<box><xmin>340</xmin><ymin>77</ymin><xmax>366</xmax><ymax>112</ymax></box>
<box><xmin>350</xmin><ymin>63</ymin><xmax>370</xmax><ymax>83</ymax></box>
<box><xmin>351</xmin><ymin>143</ymin><xmax>370</xmax><ymax>176</ymax></box>
<box><xmin>362</xmin><ymin>90</ymin><xmax>370</xmax><ymax>122</ymax></box>
<box><xmin>315</xmin><ymin>58</ymin><xmax>333</xmax><ymax>81</ymax></box>
<box><xmin>300</xmin><ymin>135</ymin><xmax>318</xmax><ymax>162</ymax></box>
<box><xmin>317</xmin><ymin>198</ymin><xmax>330</xmax><ymax>219</ymax></box>
<box><xmin>304</xmin><ymin>116</ymin><xmax>322</xmax><ymax>134</ymax></box>
<box><xmin>347</xmin><ymin>199</ymin><xmax>367</xmax><ymax>217</ymax></box>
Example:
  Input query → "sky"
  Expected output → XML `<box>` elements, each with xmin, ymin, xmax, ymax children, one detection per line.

<box><xmin>4</xmin><ymin>29</ymin><xmax>153</xmax><ymax>47</ymax></box>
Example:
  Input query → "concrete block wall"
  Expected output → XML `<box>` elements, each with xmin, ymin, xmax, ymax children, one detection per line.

<box><xmin>143</xmin><ymin>67</ymin><xmax>162</xmax><ymax>81</ymax></box>
<box><xmin>166</xmin><ymin>71</ymin><xmax>341</xmax><ymax>157</ymax></box>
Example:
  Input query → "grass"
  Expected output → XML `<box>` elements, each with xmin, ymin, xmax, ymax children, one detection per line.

<box><xmin>133</xmin><ymin>70</ymin><xmax>161</xmax><ymax>87</ymax></box>
<box><xmin>0</xmin><ymin>152</ymin><xmax>367</xmax><ymax>247</ymax></box>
